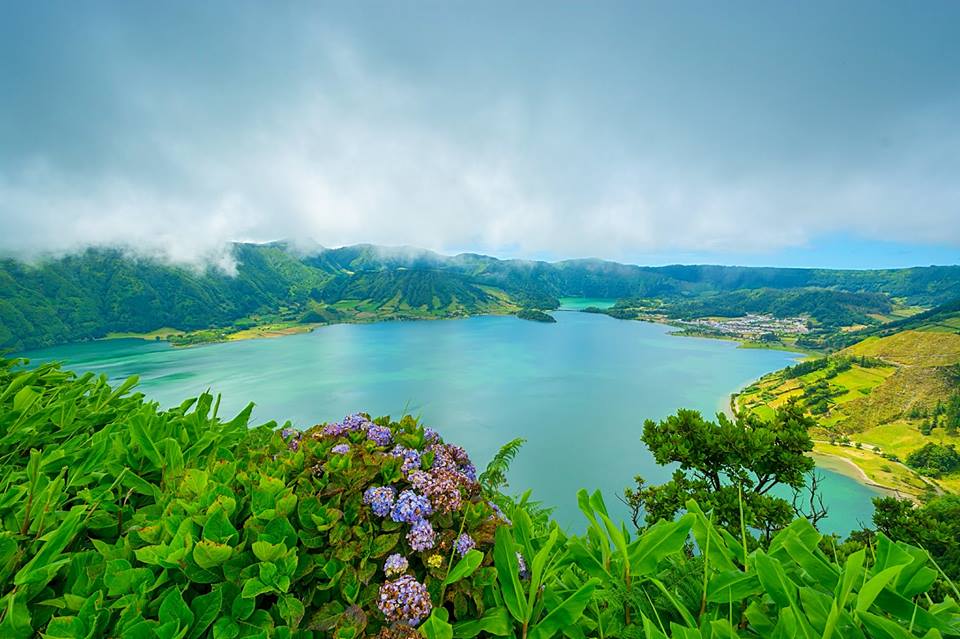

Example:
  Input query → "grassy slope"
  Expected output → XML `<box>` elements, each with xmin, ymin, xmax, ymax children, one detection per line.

<box><xmin>736</xmin><ymin>328</ymin><xmax>960</xmax><ymax>498</ymax></box>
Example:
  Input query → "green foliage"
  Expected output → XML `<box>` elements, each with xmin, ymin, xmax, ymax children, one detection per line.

<box><xmin>515</xmin><ymin>309</ymin><xmax>556</xmax><ymax>323</ymax></box>
<box><xmin>872</xmin><ymin>494</ymin><xmax>960</xmax><ymax>595</ymax></box>
<box><xmin>1</xmin><ymin>358</ymin><xmax>959</xmax><ymax>637</ymax></box>
<box><xmin>479</xmin><ymin>438</ymin><xmax>526</xmax><ymax>494</ymax></box>
<box><xmin>906</xmin><ymin>443</ymin><xmax>960</xmax><ymax>477</ymax></box>
<box><xmin>625</xmin><ymin>403</ymin><xmax>816</xmax><ymax>542</ymax></box>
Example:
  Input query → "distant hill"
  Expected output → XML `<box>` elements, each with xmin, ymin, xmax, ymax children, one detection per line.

<box><xmin>1</xmin><ymin>241</ymin><xmax>959</xmax><ymax>351</ymax></box>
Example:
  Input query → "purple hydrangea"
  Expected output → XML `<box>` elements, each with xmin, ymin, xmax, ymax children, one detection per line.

<box><xmin>343</xmin><ymin>413</ymin><xmax>372</xmax><ymax>431</ymax></box>
<box><xmin>391</xmin><ymin>446</ymin><xmax>422</xmax><ymax>475</ymax></box>
<box><xmin>378</xmin><ymin>575</ymin><xmax>432</xmax><ymax>626</ymax></box>
<box><xmin>384</xmin><ymin>553</ymin><xmax>409</xmax><ymax>577</ymax></box>
<box><xmin>406</xmin><ymin>519</ymin><xmax>436</xmax><ymax>551</ymax></box>
<box><xmin>322</xmin><ymin>413</ymin><xmax>374</xmax><ymax>437</ymax></box>
<box><xmin>461</xmin><ymin>462</ymin><xmax>477</xmax><ymax>482</ymax></box>
<box><xmin>367</xmin><ymin>424</ymin><xmax>393</xmax><ymax>447</ymax></box>
<box><xmin>454</xmin><ymin>533</ymin><xmax>476</xmax><ymax>557</ymax></box>
<box><xmin>488</xmin><ymin>501</ymin><xmax>512</xmax><ymax>526</ymax></box>
<box><xmin>423</xmin><ymin>427</ymin><xmax>440</xmax><ymax>443</ymax></box>
<box><xmin>331</xmin><ymin>443</ymin><xmax>350</xmax><ymax>455</ymax></box>
<box><xmin>517</xmin><ymin>552</ymin><xmax>530</xmax><ymax>580</ymax></box>
<box><xmin>280</xmin><ymin>427</ymin><xmax>302</xmax><ymax>451</ymax></box>
<box><xmin>391</xmin><ymin>490</ymin><xmax>432</xmax><ymax>524</ymax></box>
<box><xmin>409</xmin><ymin>468</ymin><xmax>463</xmax><ymax>513</ymax></box>
<box><xmin>363</xmin><ymin>486</ymin><xmax>397</xmax><ymax>517</ymax></box>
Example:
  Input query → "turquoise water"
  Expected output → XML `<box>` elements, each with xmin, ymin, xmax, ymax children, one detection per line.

<box><xmin>558</xmin><ymin>297</ymin><xmax>617</xmax><ymax>310</ymax></box>
<box><xmin>21</xmin><ymin>312</ymin><xmax>882</xmax><ymax>534</ymax></box>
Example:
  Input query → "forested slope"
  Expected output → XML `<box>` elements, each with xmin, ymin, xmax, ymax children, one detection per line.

<box><xmin>2</xmin><ymin>241</ymin><xmax>959</xmax><ymax>352</ymax></box>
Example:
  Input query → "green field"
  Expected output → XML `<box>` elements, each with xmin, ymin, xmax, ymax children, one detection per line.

<box><xmin>737</xmin><ymin>328</ymin><xmax>960</xmax><ymax>498</ymax></box>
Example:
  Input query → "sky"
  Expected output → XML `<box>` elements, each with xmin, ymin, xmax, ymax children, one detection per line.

<box><xmin>1</xmin><ymin>1</ymin><xmax>959</xmax><ymax>270</ymax></box>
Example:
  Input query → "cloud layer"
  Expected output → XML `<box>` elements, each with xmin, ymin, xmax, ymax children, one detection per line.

<box><xmin>2</xmin><ymin>2</ymin><xmax>958</xmax><ymax>267</ymax></box>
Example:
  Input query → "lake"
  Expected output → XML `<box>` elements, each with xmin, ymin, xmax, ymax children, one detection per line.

<box><xmin>20</xmin><ymin>309</ymin><xmax>883</xmax><ymax>535</ymax></box>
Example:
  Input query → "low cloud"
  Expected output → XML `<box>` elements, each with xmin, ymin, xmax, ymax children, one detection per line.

<box><xmin>1</xmin><ymin>3</ymin><xmax>958</xmax><ymax>269</ymax></box>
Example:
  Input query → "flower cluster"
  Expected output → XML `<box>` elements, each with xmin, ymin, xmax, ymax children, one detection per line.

<box><xmin>409</xmin><ymin>469</ymin><xmax>463</xmax><ymax>513</ymax></box>
<box><xmin>390</xmin><ymin>445</ymin><xmax>423</xmax><ymax>476</ymax></box>
<box><xmin>378</xmin><ymin>575</ymin><xmax>432</xmax><ymax>626</ymax></box>
<box><xmin>384</xmin><ymin>553</ymin><xmax>409</xmax><ymax>577</ymax></box>
<box><xmin>487</xmin><ymin>501</ymin><xmax>511</xmax><ymax>526</ymax></box>
<box><xmin>391</xmin><ymin>490</ymin><xmax>432</xmax><ymax>524</ymax></box>
<box><xmin>406</xmin><ymin>519</ymin><xmax>436</xmax><ymax>551</ymax></box>
<box><xmin>321</xmin><ymin>412</ymin><xmax>374</xmax><ymax>437</ymax></box>
<box><xmin>280</xmin><ymin>427</ymin><xmax>302</xmax><ymax>452</ymax></box>
<box><xmin>367</xmin><ymin>424</ymin><xmax>393</xmax><ymax>447</ymax></box>
<box><xmin>363</xmin><ymin>486</ymin><xmax>397</xmax><ymax>517</ymax></box>
<box><xmin>322</xmin><ymin>415</ymin><xmax>506</xmax><ymax>631</ymax></box>
<box><xmin>454</xmin><ymin>533</ymin><xmax>476</xmax><ymax>557</ymax></box>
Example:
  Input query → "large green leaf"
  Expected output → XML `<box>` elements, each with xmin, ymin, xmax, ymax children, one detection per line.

<box><xmin>527</xmin><ymin>578</ymin><xmax>600</xmax><ymax>639</ymax></box>
<box><xmin>494</xmin><ymin>526</ymin><xmax>528</xmax><ymax>623</ymax></box>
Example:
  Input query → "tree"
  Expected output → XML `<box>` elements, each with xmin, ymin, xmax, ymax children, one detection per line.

<box><xmin>623</xmin><ymin>401</ymin><xmax>817</xmax><ymax>544</ymax></box>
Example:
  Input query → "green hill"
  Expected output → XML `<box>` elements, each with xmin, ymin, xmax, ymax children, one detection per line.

<box><xmin>1</xmin><ymin>242</ymin><xmax>959</xmax><ymax>352</ymax></box>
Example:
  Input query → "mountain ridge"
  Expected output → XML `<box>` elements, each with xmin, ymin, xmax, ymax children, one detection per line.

<box><xmin>2</xmin><ymin>241</ymin><xmax>959</xmax><ymax>352</ymax></box>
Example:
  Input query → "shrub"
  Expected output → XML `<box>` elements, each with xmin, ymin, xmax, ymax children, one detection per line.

<box><xmin>2</xmin><ymin>358</ymin><xmax>960</xmax><ymax>638</ymax></box>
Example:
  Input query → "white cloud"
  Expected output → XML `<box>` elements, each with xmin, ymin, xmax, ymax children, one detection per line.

<box><xmin>1</xmin><ymin>8</ymin><xmax>958</xmax><ymax>269</ymax></box>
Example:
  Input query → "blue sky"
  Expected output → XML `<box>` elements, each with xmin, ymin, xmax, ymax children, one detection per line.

<box><xmin>1</xmin><ymin>1</ymin><xmax>958</xmax><ymax>269</ymax></box>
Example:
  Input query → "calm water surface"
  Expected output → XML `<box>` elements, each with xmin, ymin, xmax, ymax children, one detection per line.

<box><xmin>22</xmin><ymin>311</ymin><xmax>881</xmax><ymax>534</ymax></box>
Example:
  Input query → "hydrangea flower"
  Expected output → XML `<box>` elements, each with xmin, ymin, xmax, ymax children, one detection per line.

<box><xmin>517</xmin><ymin>552</ymin><xmax>530</xmax><ymax>580</ymax></box>
<box><xmin>343</xmin><ymin>413</ymin><xmax>372</xmax><ymax>431</ymax></box>
<box><xmin>454</xmin><ymin>533</ymin><xmax>476</xmax><ymax>557</ymax></box>
<box><xmin>426</xmin><ymin>554</ymin><xmax>443</xmax><ymax>569</ymax></box>
<box><xmin>391</xmin><ymin>490</ymin><xmax>432</xmax><ymax>524</ymax></box>
<box><xmin>406</xmin><ymin>519</ymin><xmax>436</xmax><ymax>551</ymax></box>
<box><xmin>367</xmin><ymin>424</ymin><xmax>393</xmax><ymax>447</ymax></box>
<box><xmin>322</xmin><ymin>413</ymin><xmax>374</xmax><ymax>437</ymax></box>
<box><xmin>409</xmin><ymin>468</ymin><xmax>463</xmax><ymax>513</ymax></box>
<box><xmin>423</xmin><ymin>427</ymin><xmax>440</xmax><ymax>443</ymax></box>
<box><xmin>384</xmin><ymin>553</ymin><xmax>409</xmax><ymax>577</ymax></box>
<box><xmin>363</xmin><ymin>486</ymin><xmax>397</xmax><ymax>517</ymax></box>
<box><xmin>391</xmin><ymin>445</ymin><xmax>422</xmax><ymax>475</ymax></box>
<box><xmin>378</xmin><ymin>575</ymin><xmax>432</xmax><ymax>626</ymax></box>
<box><xmin>331</xmin><ymin>443</ymin><xmax>350</xmax><ymax>455</ymax></box>
<box><xmin>280</xmin><ymin>427</ymin><xmax>302</xmax><ymax>451</ymax></box>
<box><xmin>488</xmin><ymin>501</ymin><xmax>512</xmax><ymax>526</ymax></box>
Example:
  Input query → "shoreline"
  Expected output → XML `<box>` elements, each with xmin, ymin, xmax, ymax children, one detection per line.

<box><xmin>809</xmin><ymin>450</ymin><xmax>903</xmax><ymax>499</ymax></box>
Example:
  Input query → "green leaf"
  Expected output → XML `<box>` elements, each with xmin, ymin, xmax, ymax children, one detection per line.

<box><xmin>494</xmin><ymin>526</ymin><xmax>528</xmax><ymax>623</ymax></box>
<box><xmin>241</xmin><ymin>578</ymin><xmax>274</xmax><ymax>599</ymax></box>
<box><xmin>754</xmin><ymin>551</ymin><xmax>796</xmax><ymax>609</ymax></box>
<box><xmin>420</xmin><ymin>608</ymin><xmax>454</xmax><ymax>639</ymax></box>
<box><xmin>14</xmin><ymin>506</ymin><xmax>85</xmax><ymax>586</ymax></box>
<box><xmin>452</xmin><ymin>607</ymin><xmax>511</xmax><ymax>638</ymax></box>
<box><xmin>443</xmin><ymin>549</ymin><xmax>483</xmax><ymax>587</ymax></box>
<box><xmin>159</xmin><ymin>587</ymin><xmax>195</xmax><ymax>631</ymax></box>
<box><xmin>527</xmin><ymin>577</ymin><xmax>600</xmax><ymax>639</ymax></box>
<box><xmin>629</xmin><ymin>514</ymin><xmax>693</xmax><ymax>575</ymax></box>
<box><xmin>856</xmin><ymin>566</ymin><xmax>902</xmax><ymax>613</ymax></box>
<box><xmin>212</xmin><ymin>617</ymin><xmax>240</xmax><ymax>639</ymax></box>
<box><xmin>193</xmin><ymin>540</ymin><xmax>233</xmax><ymax>569</ymax></box>
<box><xmin>189</xmin><ymin>587</ymin><xmax>223</xmax><ymax>639</ymax></box>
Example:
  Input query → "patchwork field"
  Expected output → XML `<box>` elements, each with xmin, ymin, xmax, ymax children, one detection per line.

<box><xmin>736</xmin><ymin>328</ymin><xmax>960</xmax><ymax>498</ymax></box>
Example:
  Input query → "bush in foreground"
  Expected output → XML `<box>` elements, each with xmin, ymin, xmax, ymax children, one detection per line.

<box><xmin>1</xmin><ymin>358</ymin><xmax>959</xmax><ymax>638</ymax></box>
